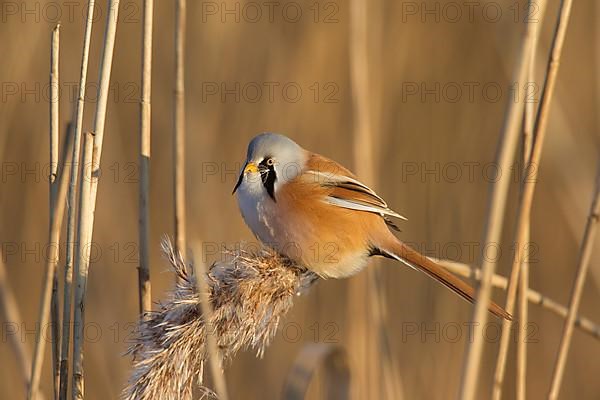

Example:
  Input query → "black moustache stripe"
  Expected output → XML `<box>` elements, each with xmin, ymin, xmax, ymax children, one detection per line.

<box><xmin>260</xmin><ymin>160</ymin><xmax>277</xmax><ymax>201</ymax></box>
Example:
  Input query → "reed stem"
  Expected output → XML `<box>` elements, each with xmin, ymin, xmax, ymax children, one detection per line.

<box><xmin>138</xmin><ymin>0</ymin><xmax>154</xmax><ymax>317</ymax></box>
<box><xmin>492</xmin><ymin>1</ymin><xmax>572</xmax><ymax>397</ymax></box>
<box><xmin>459</xmin><ymin>12</ymin><xmax>543</xmax><ymax>399</ymax></box>
<box><xmin>515</xmin><ymin>3</ymin><xmax>546</xmax><ymax>398</ymax></box>
<box><xmin>28</xmin><ymin>24</ymin><xmax>65</xmax><ymax>400</ymax></box>
<box><xmin>71</xmin><ymin>132</ymin><xmax>95</xmax><ymax>400</ymax></box>
<box><xmin>71</xmin><ymin>1</ymin><xmax>121</xmax><ymax>397</ymax></box>
<box><xmin>174</xmin><ymin>0</ymin><xmax>187</xmax><ymax>259</ymax></box>
<box><xmin>59</xmin><ymin>1</ymin><xmax>96</xmax><ymax>398</ymax></box>
<box><xmin>548</xmin><ymin>165</ymin><xmax>600</xmax><ymax>399</ymax></box>
<box><xmin>49</xmin><ymin>24</ymin><xmax>61</xmax><ymax>400</ymax></box>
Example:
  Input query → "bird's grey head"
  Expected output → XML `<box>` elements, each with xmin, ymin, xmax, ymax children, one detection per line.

<box><xmin>233</xmin><ymin>133</ymin><xmax>307</xmax><ymax>200</ymax></box>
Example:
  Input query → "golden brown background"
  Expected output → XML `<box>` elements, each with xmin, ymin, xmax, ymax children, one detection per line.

<box><xmin>1</xmin><ymin>0</ymin><xmax>599</xmax><ymax>398</ymax></box>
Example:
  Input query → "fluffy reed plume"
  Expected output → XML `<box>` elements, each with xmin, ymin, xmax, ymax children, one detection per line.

<box><xmin>124</xmin><ymin>238</ymin><xmax>318</xmax><ymax>400</ymax></box>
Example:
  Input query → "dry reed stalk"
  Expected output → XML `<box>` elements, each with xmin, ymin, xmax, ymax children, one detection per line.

<box><xmin>516</xmin><ymin>196</ymin><xmax>530</xmax><ymax>400</ymax></box>
<box><xmin>49</xmin><ymin>24</ymin><xmax>61</xmax><ymax>400</ymax></box>
<box><xmin>28</xmin><ymin>23</ymin><xmax>71</xmax><ymax>400</ymax></box>
<box><xmin>59</xmin><ymin>1</ymin><xmax>97</xmax><ymax>398</ymax></box>
<box><xmin>72</xmin><ymin>1</ymin><xmax>121</xmax><ymax>396</ymax></box>
<box><xmin>348</xmin><ymin>0</ymin><xmax>401</xmax><ymax>398</ymax></box>
<box><xmin>138</xmin><ymin>0</ymin><xmax>154</xmax><ymax>316</ymax></box>
<box><xmin>492</xmin><ymin>1</ymin><xmax>572</xmax><ymax>397</ymax></box>
<box><xmin>347</xmin><ymin>13</ymin><xmax>372</xmax><ymax>394</ymax></box>
<box><xmin>173</xmin><ymin>0</ymin><xmax>187</xmax><ymax>258</ymax></box>
<box><xmin>437</xmin><ymin>259</ymin><xmax>600</xmax><ymax>339</ymax></box>
<box><xmin>0</xmin><ymin>250</ymin><xmax>32</xmax><ymax>394</ymax></box>
<box><xmin>124</xmin><ymin>238</ymin><xmax>318</xmax><ymax>400</ymax></box>
<box><xmin>51</xmin><ymin>275</ymin><xmax>61</xmax><ymax>399</ymax></box>
<box><xmin>49</xmin><ymin>24</ymin><xmax>60</xmax><ymax>186</ymax></box>
<box><xmin>516</xmin><ymin>3</ymin><xmax>546</xmax><ymax>397</ymax></box>
<box><xmin>516</xmin><ymin>70</ymin><xmax>532</xmax><ymax>400</ymax></box>
<box><xmin>282</xmin><ymin>343</ymin><xmax>350</xmax><ymax>400</ymax></box>
<box><xmin>28</xmin><ymin>131</ymin><xmax>74</xmax><ymax>400</ymax></box>
<box><xmin>458</xmin><ymin>10</ymin><xmax>543</xmax><ymax>400</ymax></box>
<box><xmin>71</xmin><ymin>132</ymin><xmax>95</xmax><ymax>400</ymax></box>
<box><xmin>191</xmin><ymin>244</ymin><xmax>229</xmax><ymax>400</ymax></box>
<box><xmin>547</xmin><ymin>166</ymin><xmax>600</xmax><ymax>399</ymax></box>
<box><xmin>88</xmin><ymin>0</ymin><xmax>121</xmax><ymax>212</ymax></box>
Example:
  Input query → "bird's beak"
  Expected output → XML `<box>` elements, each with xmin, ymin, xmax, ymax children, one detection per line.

<box><xmin>232</xmin><ymin>162</ymin><xmax>258</xmax><ymax>194</ymax></box>
<box><xmin>244</xmin><ymin>162</ymin><xmax>259</xmax><ymax>174</ymax></box>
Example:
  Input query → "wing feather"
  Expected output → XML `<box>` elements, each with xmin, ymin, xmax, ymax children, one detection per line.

<box><xmin>304</xmin><ymin>154</ymin><xmax>407</xmax><ymax>221</ymax></box>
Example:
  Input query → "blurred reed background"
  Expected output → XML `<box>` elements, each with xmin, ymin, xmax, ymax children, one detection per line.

<box><xmin>0</xmin><ymin>0</ymin><xmax>599</xmax><ymax>399</ymax></box>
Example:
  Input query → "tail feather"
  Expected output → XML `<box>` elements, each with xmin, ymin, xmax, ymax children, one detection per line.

<box><xmin>383</xmin><ymin>240</ymin><xmax>512</xmax><ymax>320</ymax></box>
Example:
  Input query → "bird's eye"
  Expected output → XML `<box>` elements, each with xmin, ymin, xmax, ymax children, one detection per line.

<box><xmin>266</xmin><ymin>158</ymin><xmax>274</xmax><ymax>166</ymax></box>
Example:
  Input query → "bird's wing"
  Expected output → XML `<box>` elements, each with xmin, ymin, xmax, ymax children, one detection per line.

<box><xmin>304</xmin><ymin>153</ymin><xmax>407</xmax><ymax>221</ymax></box>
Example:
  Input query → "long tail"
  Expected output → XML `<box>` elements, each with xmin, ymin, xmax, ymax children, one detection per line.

<box><xmin>382</xmin><ymin>239</ymin><xmax>512</xmax><ymax>320</ymax></box>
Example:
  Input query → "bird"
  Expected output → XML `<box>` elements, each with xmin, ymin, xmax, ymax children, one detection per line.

<box><xmin>233</xmin><ymin>132</ymin><xmax>511</xmax><ymax>320</ymax></box>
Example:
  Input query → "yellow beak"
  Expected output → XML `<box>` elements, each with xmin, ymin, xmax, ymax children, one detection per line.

<box><xmin>244</xmin><ymin>162</ymin><xmax>259</xmax><ymax>174</ymax></box>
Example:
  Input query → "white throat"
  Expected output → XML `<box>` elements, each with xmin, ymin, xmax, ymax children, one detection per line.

<box><xmin>236</xmin><ymin>173</ymin><xmax>279</xmax><ymax>244</ymax></box>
